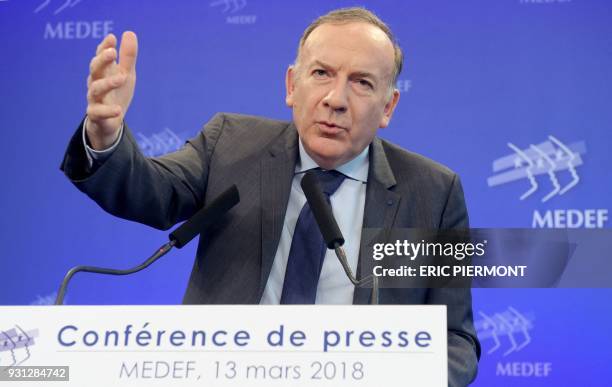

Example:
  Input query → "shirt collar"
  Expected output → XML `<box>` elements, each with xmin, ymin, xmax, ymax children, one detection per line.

<box><xmin>296</xmin><ymin>138</ymin><xmax>369</xmax><ymax>183</ymax></box>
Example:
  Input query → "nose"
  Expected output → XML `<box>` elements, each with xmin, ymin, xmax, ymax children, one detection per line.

<box><xmin>322</xmin><ymin>79</ymin><xmax>348</xmax><ymax>114</ymax></box>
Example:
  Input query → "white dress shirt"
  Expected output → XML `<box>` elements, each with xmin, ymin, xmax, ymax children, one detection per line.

<box><xmin>259</xmin><ymin>140</ymin><xmax>368</xmax><ymax>304</ymax></box>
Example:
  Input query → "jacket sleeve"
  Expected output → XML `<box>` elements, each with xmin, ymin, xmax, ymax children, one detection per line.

<box><xmin>60</xmin><ymin>113</ymin><xmax>227</xmax><ymax>230</ymax></box>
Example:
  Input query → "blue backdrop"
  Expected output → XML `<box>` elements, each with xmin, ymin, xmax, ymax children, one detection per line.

<box><xmin>1</xmin><ymin>0</ymin><xmax>611</xmax><ymax>385</ymax></box>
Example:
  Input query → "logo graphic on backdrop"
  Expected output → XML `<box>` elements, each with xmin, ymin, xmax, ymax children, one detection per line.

<box><xmin>487</xmin><ymin>136</ymin><xmax>584</xmax><ymax>203</ymax></box>
<box><xmin>136</xmin><ymin>128</ymin><xmax>186</xmax><ymax>157</ymax></box>
<box><xmin>396</xmin><ymin>79</ymin><xmax>412</xmax><ymax>93</ymax></box>
<box><xmin>0</xmin><ymin>326</ymin><xmax>38</xmax><ymax>367</ymax></box>
<box><xmin>210</xmin><ymin>0</ymin><xmax>256</xmax><ymax>25</ymax></box>
<box><xmin>519</xmin><ymin>0</ymin><xmax>572</xmax><ymax>4</ymax></box>
<box><xmin>33</xmin><ymin>0</ymin><xmax>114</xmax><ymax>39</ymax></box>
<box><xmin>35</xmin><ymin>0</ymin><xmax>82</xmax><ymax>15</ymax></box>
<box><xmin>487</xmin><ymin>136</ymin><xmax>608</xmax><ymax>228</ymax></box>
<box><xmin>30</xmin><ymin>292</ymin><xmax>58</xmax><ymax>306</ymax></box>
<box><xmin>476</xmin><ymin>307</ymin><xmax>532</xmax><ymax>357</ymax></box>
<box><xmin>210</xmin><ymin>0</ymin><xmax>246</xmax><ymax>13</ymax></box>
<box><xmin>476</xmin><ymin>307</ymin><xmax>552</xmax><ymax>378</ymax></box>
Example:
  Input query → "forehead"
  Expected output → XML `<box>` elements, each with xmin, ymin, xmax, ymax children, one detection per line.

<box><xmin>300</xmin><ymin>22</ymin><xmax>395</xmax><ymax>79</ymax></box>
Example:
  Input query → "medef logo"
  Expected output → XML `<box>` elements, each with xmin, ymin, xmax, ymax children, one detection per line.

<box><xmin>210</xmin><ymin>0</ymin><xmax>256</xmax><ymax>25</ymax></box>
<box><xmin>396</xmin><ymin>79</ymin><xmax>412</xmax><ymax>93</ymax></box>
<box><xmin>476</xmin><ymin>307</ymin><xmax>552</xmax><ymax>378</ymax></box>
<box><xmin>487</xmin><ymin>136</ymin><xmax>608</xmax><ymax>228</ymax></box>
<box><xmin>487</xmin><ymin>136</ymin><xmax>583</xmax><ymax>203</ymax></box>
<box><xmin>35</xmin><ymin>0</ymin><xmax>82</xmax><ymax>15</ymax></box>
<box><xmin>136</xmin><ymin>128</ymin><xmax>185</xmax><ymax>158</ymax></box>
<box><xmin>34</xmin><ymin>0</ymin><xmax>114</xmax><ymax>40</ymax></box>
<box><xmin>519</xmin><ymin>0</ymin><xmax>572</xmax><ymax>4</ymax></box>
<box><xmin>0</xmin><ymin>326</ymin><xmax>39</xmax><ymax>367</ymax></box>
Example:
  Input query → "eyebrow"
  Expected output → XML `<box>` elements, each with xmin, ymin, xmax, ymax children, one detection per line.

<box><xmin>310</xmin><ymin>60</ymin><xmax>378</xmax><ymax>82</ymax></box>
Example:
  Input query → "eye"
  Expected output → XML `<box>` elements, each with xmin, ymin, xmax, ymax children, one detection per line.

<box><xmin>357</xmin><ymin>79</ymin><xmax>373</xmax><ymax>89</ymax></box>
<box><xmin>312</xmin><ymin>69</ymin><xmax>328</xmax><ymax>78</ymax></box>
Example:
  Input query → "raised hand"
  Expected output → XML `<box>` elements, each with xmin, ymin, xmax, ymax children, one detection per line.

<box><xmin>85</xmin><ymin>31</ymin><xmax>138</xmax><ymax>150</ymax></box>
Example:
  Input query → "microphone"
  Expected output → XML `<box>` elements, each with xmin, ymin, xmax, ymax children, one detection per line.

<box><xmin>54</xmin><ymin>185</ymin><xmax>240</xmax><ymax>305</ymax></box>
<box><xmin>300</xmin><ymin>172</ymin><xmax>344</xmax><ymax>248</ymax></box>
<box><xmin>300</xmin><ymin>171</ymin><xmax>379</xmax><ymax>304</ymax></box>
<box><xmin>170</xmin><ymin>185</ymin><xmax>240</xmax><ymax>247</ymax></box>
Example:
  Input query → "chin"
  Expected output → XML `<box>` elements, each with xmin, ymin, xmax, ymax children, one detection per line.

<box><xmin>311</xmin><ymin>150</ymin><xmax>350</xmax><ymax>170</ymax></box>
<box><xmin>306</xmin><ymin>140</ymin><xmax>345</xmax><ymax>167</ymax></box>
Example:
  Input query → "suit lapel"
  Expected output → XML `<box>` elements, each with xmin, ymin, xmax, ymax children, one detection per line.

<box><xmin>353</xmin><ymin>138</ymin><xmax>401</xmax><ymax>304</ymax></box>
<box><xmin>259</xmin><ymin>123</ymin><xmax>299</xmax><ymax>299</ymax></box>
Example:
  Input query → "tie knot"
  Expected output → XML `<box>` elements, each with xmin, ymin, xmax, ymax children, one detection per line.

<box><xmin>312</xmin><ymin>168</ymin><xmax>346</xmax><ymax>196</ymax></box>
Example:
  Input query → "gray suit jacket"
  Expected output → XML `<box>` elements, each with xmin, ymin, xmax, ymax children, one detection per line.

<box><xmin>61</xmin><ymin>113</ymin><xmax>480</xmax><ymax>386</ymax></box>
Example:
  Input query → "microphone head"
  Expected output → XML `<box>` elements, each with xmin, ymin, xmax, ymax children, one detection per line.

<box><xmin>169</xmin><ymin>185</ymin><xmax>240</xmax><ymax>248</ymax></box>
<box><xmin>301</xmin><ymin>171</ymin><xmax>345</xmax><ymax>249</ymax></box>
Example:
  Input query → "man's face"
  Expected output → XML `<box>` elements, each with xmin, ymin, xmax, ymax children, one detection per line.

<box><xmin>286</xmin><ymin>22</ymin><xmax>400</xmax><ymax>169</ymax></box>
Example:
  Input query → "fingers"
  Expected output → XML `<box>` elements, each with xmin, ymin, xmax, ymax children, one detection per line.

<box><xmin>87</xmin><ymin>31</ymin><xmax>136</xmax><ymax>87</ymax></box>
<box><xmin>96</xmin><ymin>33</ymin><xmax>116</xmax><ymax>55</ymax></box>
<box><xmin>89</xmin><ymin>47</ymin><xmax>117</xmax><ymax>81</ymax></box>
<box><xmin>87</xmin><ymin>74</ymin><xmax>127</xmax><ymax>103</ymax></box>
<box><xmin>85</xmin><ymin>32</ymin><xmax>135</xmax><ymax>126</ymax></box>
<box><xmin>118</xmin><ymin>31</ymin><xmax>138</xmax><ymax>73</ymax></box>
<box><xmin>86</xmin><ymin>103</ymin><xmax>122</xmax><ymax>121</ymax></box>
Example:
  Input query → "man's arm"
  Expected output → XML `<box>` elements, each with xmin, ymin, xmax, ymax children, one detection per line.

<box><xmin>60</xmin><ymin>113</ymin><xmax>231</xmax><ymax>230</ymax></box>
<box><xmin>81</xmin><ymin>117</ymin><xmax>124</xmax><ymax>167</ymax></box>
<box><xmin>60</xmin><ymin>32</ymin><xmax>225</xmax><ymax>230</ymax></box>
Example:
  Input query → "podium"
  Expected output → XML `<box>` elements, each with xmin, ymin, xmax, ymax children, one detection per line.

<box><xmin>0</xmin><ymin>305</ymin><xmax>447</xmax><ymax>386</ymax></box>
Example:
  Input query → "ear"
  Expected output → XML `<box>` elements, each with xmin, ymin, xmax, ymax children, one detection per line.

<box><xmin>379</xmin><ymin>89</ymin><xmax>400</xmax><ymax>128</ymax></box>
<box><xmin>285</xmin><ymin>65</ymin><xmax>297</xmax><ymax>107</ymax></box>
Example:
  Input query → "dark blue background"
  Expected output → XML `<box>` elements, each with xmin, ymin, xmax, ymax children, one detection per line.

<box><xmin>1</xmin><ymin>0</ymin><xmax>610</xmax><ymax>384</ymax></box>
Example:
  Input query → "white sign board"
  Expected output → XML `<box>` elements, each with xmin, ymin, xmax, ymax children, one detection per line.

<box><xmin>0</xmin><ymin>305</ymin><xmax>447</xmax><ymax>386</ymax></box>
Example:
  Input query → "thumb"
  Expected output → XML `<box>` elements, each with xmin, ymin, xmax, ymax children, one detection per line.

<box><xmin>118</xmin><ymin>31</ymin><xmax>138</xmax><ymax>73</ymax></box>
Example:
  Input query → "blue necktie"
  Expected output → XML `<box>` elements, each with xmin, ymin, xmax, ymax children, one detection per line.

<box><xmin>280</xmin><ymin>169</ymin><xmax>346</xmax><ymax>304</ymax></box>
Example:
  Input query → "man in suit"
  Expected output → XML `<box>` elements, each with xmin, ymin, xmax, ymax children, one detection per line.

<box><xmin>62</xmin><ymin>7</ymin><xmax>480</xmax><ymax>386</ymax></box>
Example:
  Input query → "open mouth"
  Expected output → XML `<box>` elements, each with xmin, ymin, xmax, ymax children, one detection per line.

<box><xmin>316</xmin><ymin>121</ymin><xmax>346</xmax><ymax>135</ymax></box>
